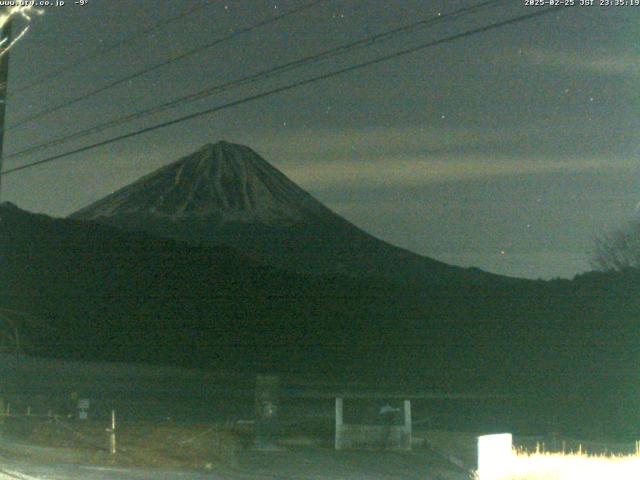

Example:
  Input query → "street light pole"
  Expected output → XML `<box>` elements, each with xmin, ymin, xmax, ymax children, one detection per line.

<box><xmin>0</xmin><ymin>12</ymin><xmax>12</xmax><ymax>200</ymax></box>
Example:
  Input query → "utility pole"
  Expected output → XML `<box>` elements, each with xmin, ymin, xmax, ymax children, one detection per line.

<box><xmin>0</xmin><ymin>10</ymin><xmax>12</xmax><ymax>200</ymax></box>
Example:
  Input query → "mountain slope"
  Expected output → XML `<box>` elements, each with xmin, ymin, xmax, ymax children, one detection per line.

<box><xmin>71</xmin><ymin>141</ymin><xmax>499</xmax><ymax>284</ymax></box>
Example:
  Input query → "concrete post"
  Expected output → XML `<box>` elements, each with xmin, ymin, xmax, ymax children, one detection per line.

<box><xmin>255</xmin><ymin>374</ymin><xmax>280</xmax><ymax>450</ymax></box>
<box><xmin>403</xmin><ymin>400</ymin><xmax>411</xmax><ymax>428</ymax></box>
<box><xmin>335</xmin><ymin>397</ymin><xmax>344</xmax><ymax>450</ymax></box>
<box><xmin>108</xmin><ymin>410</ymin><xmax>117</xmax><ymax>455</ymax></box>
<box><xmin>403</xmin><ymin>399</ymin><xmax>412</xmax><ymax>449</ymax></box>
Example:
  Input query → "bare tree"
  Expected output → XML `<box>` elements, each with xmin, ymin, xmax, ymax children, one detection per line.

<box><xmin>592</xmin><ymin>220</ymin><xmax>640</xmax><ymax>271</ymax></box>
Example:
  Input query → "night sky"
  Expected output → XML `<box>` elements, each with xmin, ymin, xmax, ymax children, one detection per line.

<box><xmin>1</xmin><ymin>0</ymin><xmax>638</xmax><ymax>279</ymax></box>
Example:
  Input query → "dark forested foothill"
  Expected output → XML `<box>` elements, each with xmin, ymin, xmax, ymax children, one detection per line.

<box><xmin>1</xmin><ymin>202</ymin><xmax>638</xmax><ymax>439</ymax></box>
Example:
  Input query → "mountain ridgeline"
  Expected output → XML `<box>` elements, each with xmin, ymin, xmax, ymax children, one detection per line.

<box><xmin>70</xmin><ymin>141</ymin><xmax>499</xmax><ymax>285</ymax></box>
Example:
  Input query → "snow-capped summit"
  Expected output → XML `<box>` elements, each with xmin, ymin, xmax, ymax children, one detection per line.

<box><xmin>72</xmin><ymin>141</ymin><xmax>333</xmax><ymax>226</ymax></box>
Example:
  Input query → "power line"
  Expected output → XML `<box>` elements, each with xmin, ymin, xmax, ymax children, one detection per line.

<box><xmin>4</xmin><ymin>0</ymin><xmax>506</xmax><ymax>162</ymax></box>
<box><xmin>4</xmin><ymin>0</ymin><xmax>327</xmax><ymax>132</ymax></box>
<box><xmin>0</xmin><ymin>5</ymin><xmax>568</xmax><ymax>178</ymax></box>
<box><xmin>14</xmin><ymin>0</ymin><xmax>217</xmax><ymax>94</ymax></box>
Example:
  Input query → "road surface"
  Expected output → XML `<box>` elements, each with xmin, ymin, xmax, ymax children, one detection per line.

<box><xmin>0</xmin><ymin>447</ymin><xmax>470</xmax><ymax>479</ymax></box>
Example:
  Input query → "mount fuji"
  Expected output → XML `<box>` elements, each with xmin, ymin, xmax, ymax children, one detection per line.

<box><xmin>71</xmin><ymin>141</ymin><xmax>497</xmax><ymax>284</ymax></box>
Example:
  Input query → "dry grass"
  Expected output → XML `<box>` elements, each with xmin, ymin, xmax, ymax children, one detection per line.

<box><xmin>475</xmin><ymin>449</ymin><xmax>640</xmax><ymax>480</ymax></box>
<box><xmin>3</xmin><ymin>417</ymin><xmax>245</xmax><ymax>470</ymax></box>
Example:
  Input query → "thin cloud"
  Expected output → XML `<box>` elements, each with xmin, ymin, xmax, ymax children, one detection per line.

<box><xmin>250</xmin><ymin>122</ymin><xmax>588</xmax><ymax>164</ymax></box>
<box><xmin>281</xmin><ymin>155</ymin><xmax>640</xmax><ymax>190</ymax></box>
<box><xmin>253</xmin><ymin>125</ymin><xmax>504</xmax><ymax>157</ymax></box>
<box><xmin>514</xmin><ymin>47</ymin><xmax>640</xmax><ymax>76</ymax></box>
